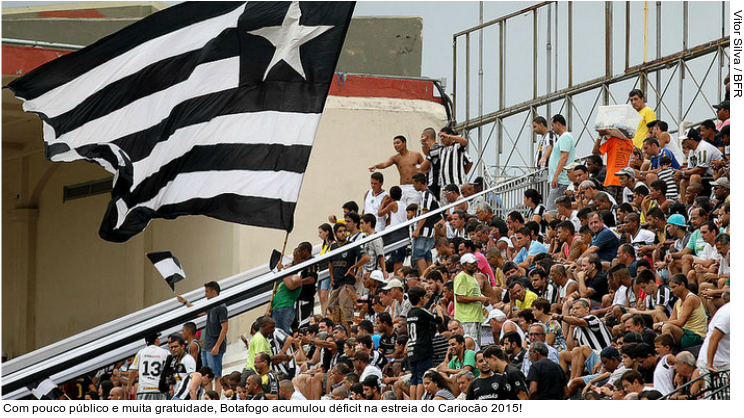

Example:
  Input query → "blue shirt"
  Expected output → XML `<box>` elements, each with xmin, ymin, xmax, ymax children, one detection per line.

<box><xmin>514</xmin><ymin>241</ymin><xmax>548</xmax><ymax>265</ymax></box>
<box><xmin>649</xmin><ymin>148</ymin><xmax>681</xmax><ymax>170</ymax></box>
<box><xmin>590</xmin><ymin>227</ymin><xmax>620</xmax><ymax>262</ymax></box>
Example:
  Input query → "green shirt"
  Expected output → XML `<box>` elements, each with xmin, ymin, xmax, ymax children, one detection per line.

<box><xmin>686</xmin><ymin>230</ymin><xmax>706</xmax><ymax>257</ymax></box>
<box><xmin>245</xmin><ymin>331</ymin><xmax>272</xmax><ymax>371</ymax></box>
<box><xmin>272</xmin><ymin>282</ymin><xmax>301</xmax><ymax>310</ymax></box>
<box><xmin>447</xmin><ymin>349</ymin><xmax>479</xmax><ymax>377</ymax></box>
<box><xmin>454</xmin><ymin>271</ymin><xmax>483</xmax><ymax>323</ymax></box>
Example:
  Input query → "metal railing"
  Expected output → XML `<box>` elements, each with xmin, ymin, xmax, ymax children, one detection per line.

<box><xmin>660</xmin><ymin>368</ymin><xmax>730</xmax><ymax>400</ymax></box>
<box><xmin>0</xmin><ymin>180</ymin><xmax>500</xmax><ymax>399</ymax></box>
<box><xmin>452</xmin><ymin>1</ymin><xmax>729</xmax><ymax>177</ymax></box>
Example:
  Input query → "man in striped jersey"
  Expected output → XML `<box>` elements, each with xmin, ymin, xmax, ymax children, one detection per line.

<box><xmin>420</xmin><ymin>127</ymin><xmax>443</xmax><ymax>199</ymax></box>
<box><xmin>553</xmin><ymin>299</ymin><xmax>612</xmax><ymax>380</ymax></box>
<box><xmin>411</xmin><ymin>173</ymin><xmax>441</xmax><ymax>274</ymax></box>
<box><xmin>172</xmin><ymin>366</ymin><xmax>215</xmax><ymax>400</ymax></box>
<box><xmin>630</xmin><ymin>270</ymin><xmax>677</xmax><ymax>322</ymax></box>
<box><xmin>436</xmin><ymin>126</ymin><xmax>470</xmax><ymax>187</ymax></box>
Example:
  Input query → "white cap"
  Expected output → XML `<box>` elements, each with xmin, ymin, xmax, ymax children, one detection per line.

<box><xmin>460</xmin><ymin>253</ymin><xmax>478</xmax><ymax>265</ymax></box>
<box><xmin>382</xmin><ymin>278</ymin><xmax>404</xmax><ymax>291</ymax></box>
<box><xmin>369</xmin><ymin>270</ymin><xmax>386</xmax><ymax>283</ymax></box>
<box><xmin>482</xmin><ymin>308</ymin><xmax>507</xmax><ymax>325</ymax></box>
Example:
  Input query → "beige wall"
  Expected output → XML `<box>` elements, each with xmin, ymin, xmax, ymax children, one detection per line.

<box><xmin>2</xmin><ymin>95</ymin><xmax>446</xmax><ymax>359</ymax></box>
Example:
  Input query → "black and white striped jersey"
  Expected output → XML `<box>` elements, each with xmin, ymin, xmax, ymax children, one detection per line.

<box><xmin>439</xmin><ymin>142</ymin><xmax>467</xmax><ymax>186</ymax></box>
<box><xmin>572</xmin><ymin>315</ymin><xmax>613</xmax><ymax>350</ymax></box>
<box><xmin>645</xmin><ymin>285</ymin><xmax>677</xmax><ymax>317</ymax></box>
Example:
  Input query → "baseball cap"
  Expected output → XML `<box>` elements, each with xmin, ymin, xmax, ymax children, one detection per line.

<box><xmin>381</xmin><ymin>278</ymin><xmax>404</xmax><ymax>291</ymax></box>
<box><xmin>145</xmin><ymin>332</ymin><xmax>161</xmax><ymax>345</ymax></box>
<box><xmin>614</xmin><ymin>166</ymin><xmax>636</xmax><ymax>178</ymax></box>
<box><xmin>711</xmin><ymin>177</ymin><xmax>730</xmax><ymax>189</ymax></box>
<box><xmin>443</xmin><ymin>183</ymin><xmax>459</xmax><ymax>194</ymax></box>
<box><xmin>565</xmin><ymin>161</ymin><xmax>580</xmax><ymax>171</ymax></box>
<box><xmin>712</xmin><ymin>100</ymin><xmax>730</xmax><ymax>110</ymax></box>
<box><xmin>473</xmin><ymin>176</ymin><xmax>485</xmax><ymax>188</ymax></box>
<box><xmin>369</xmin><ymin>270</ymin><xmax>386</xmax><ymax>283</ymax></box>
<box><xmin>667</xmin><ymin>214</ymin><xmax>687</xmax><ymax>227</ymax></box>
<box><xmin>600</xmin><ymin>346</ymin><xmax>622</xmax><ymax>360</ymax></box>
<box><xmin>460</xmin><ymin>253</ymin><xmax>478</xmax><ymax>265</ymax></box>
<box><xmin>679</xmin><ymin>127</ymin><xmax>701</xmax><ymax>142</ymax></box>
<box><xmin>482</xmin><ymin>308</ymin><xmax>507</xmax><ymax>325</ymax></box>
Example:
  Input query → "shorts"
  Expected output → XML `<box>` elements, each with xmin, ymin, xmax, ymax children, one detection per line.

<box><xmin>318</xmin><ymin>277</ymin><xmax>331</xmax><ymax>291</ymax></box>
<box><xmin>389</xmin><ymin>247</ymin><xmax>406</xmax><ymax>263</ymax></box>
<box><xmin>411</xmin><ymin>236</ymin><xmax>435</xmax><ymax>261</ymax></box>
<box><xmin>547</xmin><ymin>184</ymin><xmax>569</xmax><ymax>211</ymax></box>
<box><xmin>135</xmin><ymin>392</ymin><xmax>167</xmax><ymax>400</ymax></box>
<box><xmin>584</xmin><ymin>350</ymin><xmax>601</xmax><ymax>375</ymax></box>
<box><xmin>680</xmin><ymin>329</ymin><xmax>704</xmax><ymax>349</ymax></box>
<box><xmin>203</xmin><ymin>350</ymin><xmax>224</xmax><ymax>377</ymax></box>
<box><xmin>409</xmin><ymin>358</ymin><xmax>433</xmax><ymax>385</ymax></box>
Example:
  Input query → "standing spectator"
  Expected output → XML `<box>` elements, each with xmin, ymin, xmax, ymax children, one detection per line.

<box><xmin>697</xmin><ymin>302</ymin><xmax>730</xmax><ymax>372</ymax></box>
<box><xmin>129</xmin><ymin>333</ymin><xmax>170</xmax><ymax>400</ymax></box>
<box><xmin>369</xmin><ymin>135</ymin><xmax>425</xmax><ymax>208</ymax></box>
<box><xmin>592</xmin><ymin>133</ymin><xmax>633</xmax><ymax>202</ymax></box>
<box><xmin>532</xmin><ymin>116</ymin><xmax>557</xmax><ymax>168</ymax></box>
<box><xmin>292</xmin><ymin>242</ymin><xmax>318</xmax><ymax>329</ymax></box>
<box><xmin>411</xmin><ymin>172</ymin><xmax>441</xmax><ymax>274</ymax></box>
<box><xmin>327</xmin><ymin>223</ymin><xmax>370</xmax><ymax>321</ymax></box>
<box><xmin>420</xmin><ymin>127</ymin><xmax>443</xmax><ymax>198</ymax></box>
<box><xmin>547</xmin><ymin>114</ymin><xmax>575</xmax><ymax>211</ymax></box>
<box><xmin>436</xmin><ymin>126</ymin><xmax>470</xmax><ymax>187</ymax></box>
<box><xmin>363</xmin><ymin>172</ymin><xmax>389</xmax><ymax>232</ymax></box>
<box><xmin>177</xmin><ymin>281</ymin><xmax>228</xmax><ymax>395</ymax></box>
<box><xmin>466</xmin><ymin>345</ymin><xmax>528</xmax><ymax>400</ymax></box>
<box><xmin>526</xmin><ymin>341</ymin><xmax>567</xmax><ymax>399</ymax></box>
<box><xmin>628</xmin><ymin>89</ymin><xmax>656</xmax><ymax>149</ymax></box>
<box><xmin>359</xmin><ymin>214</ymin><xmax>387</xmax><ymax>281</ymax></box>
<box><xmin>712</xmin><ymin>100</ymin><xmax>730</xmax><ymax>131</ymax></box>
<box><xmin>271</xmin><ymin>247</ymin><xmax>305</xmax><ymax>334</ymax></box>
<box><xmin>406</xmin><ymin>286</ymin><xmax>444</xmax><ymax>400</ymax></box>
<box><xmin>453</xmin><ymin>253</ymin><xmax>488</xmax><ymax>346</ymax></box>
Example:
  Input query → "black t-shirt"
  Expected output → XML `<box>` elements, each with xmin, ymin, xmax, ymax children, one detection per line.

<box><xmin>466</xmin><ymin>366</ymin><xmax>527</xmax><ymax>400</ymax></box>
<box><xmin>509</xmin><ymin>350</ymin><xmax>526</xmax><ymax>370</ymax></box>
<box><xmin>587</xmin><ymin>271</ymin><xmax>609</xmax><ymax>303</ymax></box>
<box><xmin>526</xmin><ymin>358</ymin><xmax>567</xmax><ymax>400</ymax></box>
<box><xmin>329</xmin><ymin>242</ymin><xmax>365</xmax><ymax>289</ymax></box>
<box><xmin>378</xmin><ymin>331</ymin><xmax>398</xmax><ymax>357</ymax></box>
<box><xmin>406</xmin><ymin>307</ymin><xmax>442</xmax><ymax>362</ymax></box>
<box><xmin>251</xmin><ymin>392</ymin><xmax>267</xmax><ymax>400</ymax></box>
<box><xmin>298</xmin><ymin>261</ymin><xmax>318</xmax><ymax>301</ymax></box>
<box><xmin>260</xmin><ymin>371</ymin><xmax>279</xmax><ymax>396</ymax></box>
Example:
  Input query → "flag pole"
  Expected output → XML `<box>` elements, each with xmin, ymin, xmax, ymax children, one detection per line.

<box><xmin>265</xmin><ymin>232</ymin><xmax>290</xmax><ymax>316</ymax></box>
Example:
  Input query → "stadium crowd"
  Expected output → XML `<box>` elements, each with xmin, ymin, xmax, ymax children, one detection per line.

<box><xmin>61</xmin><ymin>88</ymin><xmax>730</xmax><ymax>401</ymax></box>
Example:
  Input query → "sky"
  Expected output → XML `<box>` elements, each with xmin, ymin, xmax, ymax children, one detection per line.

<box><xmin>2</xmin><ymin>1</ymin><xmax>732</xmax><ymax>176</ymax></box>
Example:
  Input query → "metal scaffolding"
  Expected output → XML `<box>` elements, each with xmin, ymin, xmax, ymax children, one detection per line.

<box><xmin>452</xmin><ymin>1</ymin><xmax>730</xmax><ymax>183</ymax></box>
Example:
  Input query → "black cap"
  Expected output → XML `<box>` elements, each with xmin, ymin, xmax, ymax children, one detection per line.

<box><xmin>712</xmin><ymin>100</ymin><xmax>730</xmax><ymax>110</ymax></box>
<box><xmin>443</xmin><ymin>183</ymin><xmax>459</xmax><ymax>193</ymax></box>
<box><xmin>145</xmin><ymin>332</ymin><xmax>161</xmax><ymax>345</ymax></box>
<box><xmin>680</xmin><ymin>127</ymin><xmax>701</xmax><ymax>142</ymax></box>
<box><xmin>473</xmin><ymin>176</ymin><xmax>484</xmax><ymax>187</ymax></box>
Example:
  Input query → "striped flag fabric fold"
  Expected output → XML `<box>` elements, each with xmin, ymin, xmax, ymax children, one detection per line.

<box><xmin>27</xmin><ymin>378</ymin><xmax>65</xmax><ymax>400</ymax></box>
<box><xmin>147</xmin><ymin>251</ymin><xmax>186</xmax><ymax>291</ymax></box>
<box><xmin>6</xmin><ymin>1</ymin><xmax>355</xmax><ymax>242</ymax></box>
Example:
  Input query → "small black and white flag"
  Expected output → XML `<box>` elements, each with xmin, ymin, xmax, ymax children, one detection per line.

<box><xmin>27</xmin><ymin>378</ymin><xmax>66</xmax><ymax>400</ymax></box>
<box><xmin>147</xmin><ymin>251</ymin><xmax>186</xmax><ymax>291</ymax></box>
<box><xmin>5</xmin><ymin>2</ymin><xmax>355</xmax><ymax>242</ymax></box>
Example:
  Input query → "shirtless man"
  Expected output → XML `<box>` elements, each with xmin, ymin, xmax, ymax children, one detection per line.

<box><xmin>370</xmin><ymin>135</ymin><xmax>425</xmax><ymax>209</ymax></box>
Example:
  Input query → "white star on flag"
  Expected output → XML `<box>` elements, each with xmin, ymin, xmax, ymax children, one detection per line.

<box><xmin>248</xmin><ymin>1</ymin><xmax>334</xmax><ymax>81</ymax></box>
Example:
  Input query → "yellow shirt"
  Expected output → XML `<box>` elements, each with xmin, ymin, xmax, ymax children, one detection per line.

<box><xmin>633</xmin><ymin>106</ymin><xmax>657</xmax><ymax>148</ymax></box>
<box><xmin>516</xmin><ymin>290</ymin><xmax>538</xmax><ymax>310</ymax></box>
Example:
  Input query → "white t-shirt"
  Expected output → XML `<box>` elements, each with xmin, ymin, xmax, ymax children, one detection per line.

<box><xmin>131</xmin><ymin>345</ymin><xmax>170</xmax><ymax>393</ymax></box>
<box><xmin>612</xmin><ymin>285</ymin><xmax>628</xmax><ymax>306</ymax></box>
<box><xmin>688</xmin><ymin>141</ymin><xmax>723</xmax><ymax>177</ymax></box>
<box><xmin>698</xmin><ymin>243</ymin><xmax>719</xmax><ymax>262</ymax></box>
<box><xmin>364</xmin><ymin>189</ymin><xmax>389</xmax><ymax>232</ymax></box>
<box><xmin>630</xmin><ymin>229</ymin><xmax>656</xmax><ymax>257</ymax></box>
<box><xmin>698</xmin><ymin>303</ymin><xmax>730</xmax><ymax>369</ymax></box>
<box><xmin>360</xmin><ymin>364</ymin><xmax>383</xmax><ymax>382</ymax></box>
<box><xmin>653</xmin><ymin>354</ymin><xmax>676</xmax><ymax>395</ymax></box>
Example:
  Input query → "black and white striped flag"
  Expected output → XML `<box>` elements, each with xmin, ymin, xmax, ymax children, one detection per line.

<box><xmin>6</xmin><ymin>2</ymin><xmax>355</xmax><ymax>242</ymax></box>
<box><xmin>147</xmin><ymin>251</ymin><xmax>186</xmax><ymax>291</ymax></box>
<box><xmin>27</xmin><ymin>378</ymin><xmax>66</xmax><ymax>400</ymax></box>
